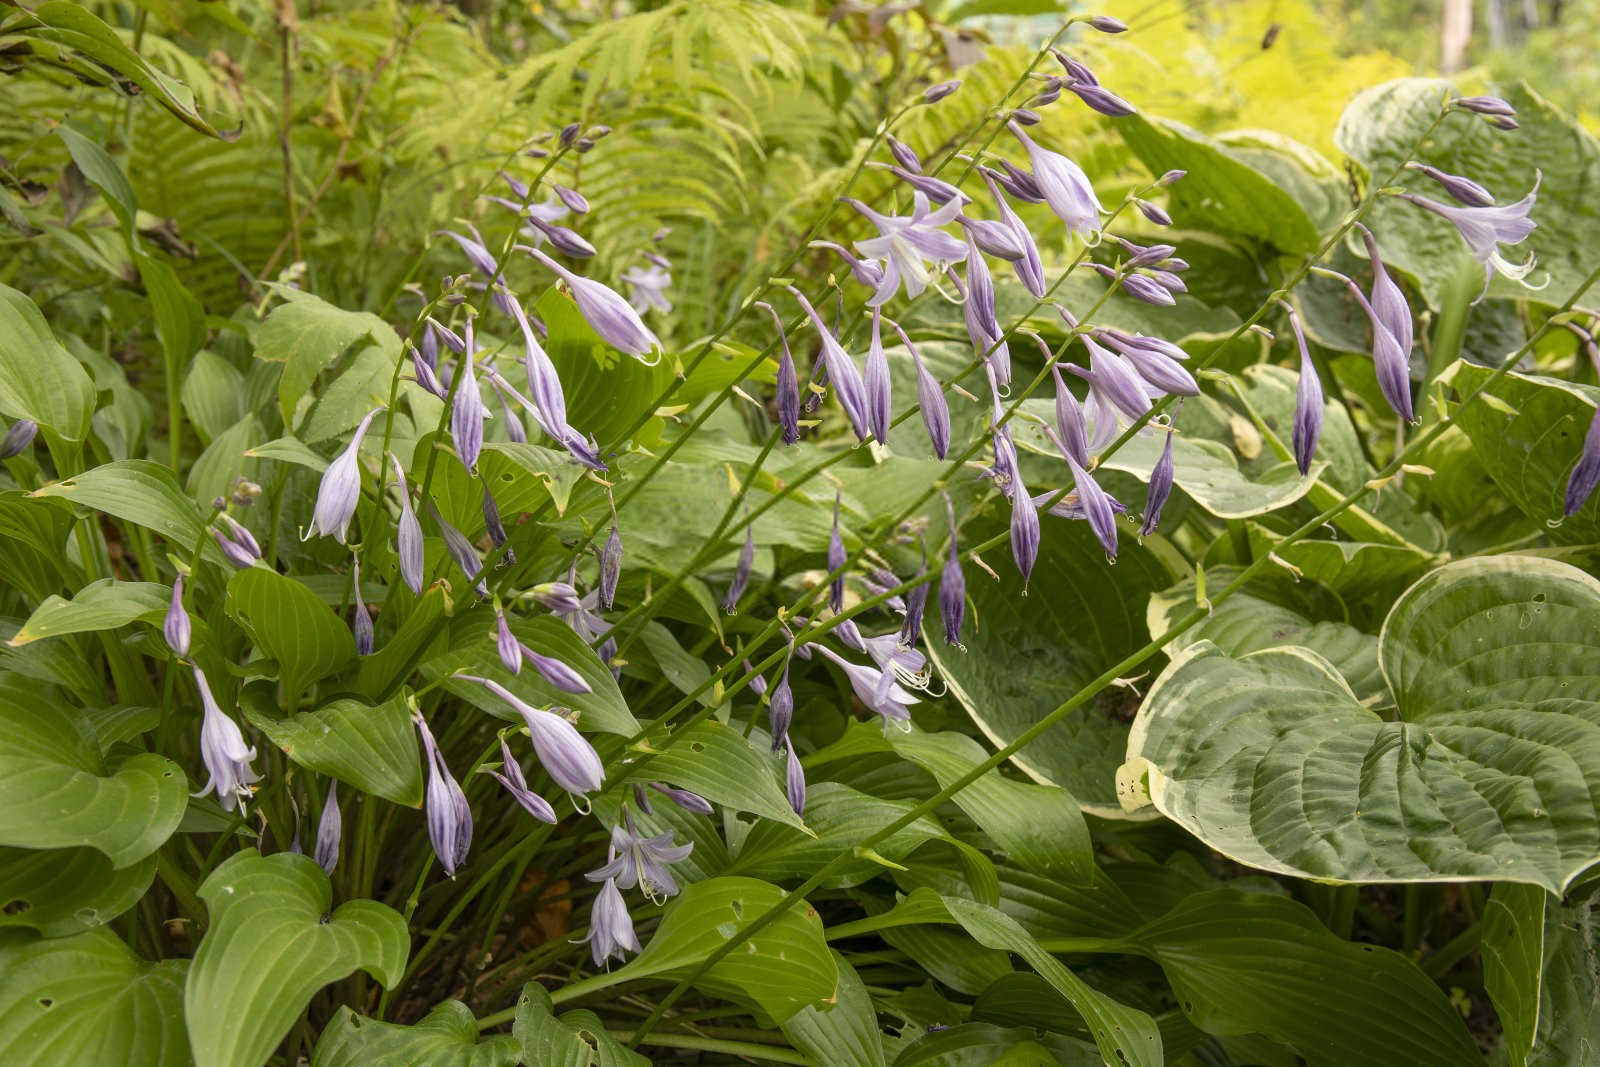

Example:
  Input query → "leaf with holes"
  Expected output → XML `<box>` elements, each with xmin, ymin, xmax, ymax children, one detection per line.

<box><xmin>626</xmin><ymin>720</ymin><xmax>806</xmax><ymax>830</ymax></box>
<box><xmin>0</xmin><ymin>847</ymin><xmax>155</xmax><ymax>938</ymax></box>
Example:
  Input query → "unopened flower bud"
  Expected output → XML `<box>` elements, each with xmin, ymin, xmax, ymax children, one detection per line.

<box><xmin>1088</xmin><ymin>14</ymin><xmax>1128</xmax><ymax>32</ymax></box>
<box><xmin>0</xmin><ymin>419</ymin><xmax>37</xmax><ymax>459</ymax></box>
<box><xmin>923</xmin><ymin>79</ymin><xmax>961</xmax><ymax>103</ymax></box>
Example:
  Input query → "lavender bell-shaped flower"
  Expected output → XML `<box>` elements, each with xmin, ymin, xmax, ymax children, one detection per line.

<box><xmin>1097</xmin><ymin>330</ymin><xmax>1198</xmax><ymax>397</ymax></box>
<box><xmin>940</xmin><ymin>499</ymin><xmax>966</xmax><ymax>647</ymax></box>
<box><xmin>1282</xmin><ymin>302</ymin><xmax>1324</xmax><ymax>475</ymax></box>
<box><xmin>525</xmin><ymin>216</ymin><xmax>596</xmax><ymax>258</ymax></box>
<box><xmin>587</xmin><ymin>816</ymin><xmax>694</xmax><ymax>901</ymax></box>
<box><xmin>1009</xmin><ymin>465</ymin><xmax>1041</xmax><ymax>585</ymax></box>
<box><xmin>599</xmin><ymin>519</ymin><xmax>623</xmax><ymax>610</ymax></box>
<box><xmin>390</xmin><ymin>453</ymin><xmax>425</xmax><ymax>594</ymax></box>
<box><xmin>416</xmin><ymin>711</ymin><xmax>472</xmax><ymax>877</ymax></box>
<box><xmin>768</xmin><ymin>652</ymin><xmax>795</xmax><ymax>747</ymax></box>
<box><xmin>865</xmin><ymin>308</ymin><xmax>893</xmax><ymax>444</ymax></box>
<box><xmin>164</xmin><ymin>575</ymin><xmax>191</xmax><ymax>657</ymax></box>
<box><xmin>507</xmin><ymin>298</ymin><xmax>569</xmax><ymax>442</ymax></box>
<box><xmin>808</xmin><ymin>644</ymin><xmax>919</xmax><ymax>723</ymax></box>
<box><xmin>828</xmin><ymin>494</ymin><xmax>847</xmax><ymax>613</ymax></box>
<box><xmin>723</xmin><ymin>525</ymin><xmax>756</xmax><ymax>614</ymax></box>
<box><xmin>581</xmin><ymin>877</ymin><xmax>641</xmax><ymax>967</ymax></box>
<box><xmin>497</xmin><ymin>609</ymin><xmax>523</xmax><ymax>673</ymax></box>
<box><xmin>1140</xmin><ymin>421</ymin><xmax>1176</xmax><ymax>537</ymax></box>
<box><xmin>962</xmin><ymin>233</ymin><xmax>1009</xmax><ymax>387</ymax></box>
<box><xmin>466</xmin><ymin>676</ymin><xmax>605</xmax><ymax>795</ymax></box>
<box><xmin>1398</xmin><ymin>173</ymin><xmax>1540</xmax><ymax>295</ymax></box>
<box><xmin>191</xmin><ymin>666</ymin><xmax>260</xmax><ymax>813</ymax></box>
<box><xmin>350</xmin><ymin>557</ymin><xmax>373</xmax><ymax>656</ymax></box>
<box><xmin>482</xmin><ymin>487</ymin><xmax>510</xmax><ymax>563</ymax></box>
<box><xmin>980</xmin><ymin>168</ymin><xmax>1046</xmax><ymax>297</ymax></box>
<box><xmin>315</xmin><ymin>782</ymin><xmax>341</xmax><ymax>875</ymax></box>
<box><xmin>0</xmin><ymin>419</ymin><xmax>38</xmax><ymax>458</ymax></box>
<box><xmin>1050</xmin><ymin>362</ymin><xmax>1091</xmax><ymax>467</ymax></box>
<box><xmin>847</xmin><ymin>192</ymin><xmax>967</xmax><ymax>306</ymax></box>
<box><xmin>1066</xmin><ymin>453</ymin><xmax>1120</xmax><ymax>559</ymax></box>
<box><xmin>212</xmin><ymin>526</ymin><xmax>257</xmax><ymax>568</ymax></box>
<box><xmin>1407</xmin><ymin>162</ymin><xmax>1495</xmax><ymax>208</ymax></box>
<box><xmin>1565</xmin><ymin>407</ymin><xmax>1600</xmax><ymax>516</ymax></box>
<box><xmin>306</xmin><ymin>408</ymin><xmax>381</xmax><ymax>543</ymax></box>
<box><xmin>900</xmin><ymin>574</ymin><xmax>928</xmax><ymax>648</ymax></box>
<box><xmin>485</xmin><ymin>735</ymin><xmax>558</xmax><ymax>824</ymax></box>
<box><xmin>650</xmin><ymin>782</ymin><xmax>714</xmax><ymax>816</ymax></box>
<box><xmin>812</xmin><ymin>241</ymin><xmax>886</xmax><ymax>290</ymax></box>
<box><xmin>620</xmin><ymin>263</ymin><xmax>673</xmax><ymax>314</ymax></box>
<box><xmin>759</xmin><ymin>302</ymin><xmax>801</xmax><ymax>446</ymax></box>
<box><xmin>411</xmin><ymin>344</ymin><xmax>446</xmax><ymax>399</ymax></box>
<box><xmin>789</xmin><ymin>287</ymin><xmax>871</xmax><ymax>442</ymax></box>
<box><xmin>428</xmin><ymin>506</ymin><xmax>486</xmax><ymax>597</ymax></box>
<box><xmin>450</xmin><ymin>325</ymin><xmax>487</xmax><ymax>471</ymax></box>
<box><xmin>887</xmin><ymin>134</ymin><xmax>921</xmax><ymax>172</ymax></box>
<box><xmin>1349</xmin><ymin>225</ymin><xmax>1416</xmax><ymax>422</ymax></box>
<box><xmin>957</xmin><ymin>214</ymin><xmax>1027</xmax><ymax>262</ymax></box>
<box><xmin>516</xmin><ymin>639</ymin><xmax>594</xmax><ymax>694</ymax></box>
<box><xmin>784</xmin><ymin>737</ymin><xmax>806</xmax><ymax>816</ymax></box>
<box><xmin>1008</xmin><ymin>121</ymin><xmax>1104</xmax><ymax>239</ymax></box>
<box><xmin>523</xmin><ymin>245</ymin><xmax>661</xmax><ymax>360</ymax></box>
<box><xmin>893</xmin><ymin>320</ymin><xmax>949</xmax><ymax>459</ymax></box>
<box><xmin>880</xmin><ymin>163</ymin><xmax>971</xmax><ymax>206</ymax></box>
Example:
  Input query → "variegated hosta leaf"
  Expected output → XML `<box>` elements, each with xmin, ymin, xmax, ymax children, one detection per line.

<box><xmin>1121</xmin><ymin>556</ymin><xmax>1600</xmax><ymax>892</ymax></box>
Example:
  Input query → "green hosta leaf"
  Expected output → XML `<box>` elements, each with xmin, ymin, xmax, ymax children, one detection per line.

<box><xmin>0</xmin><ymin>847</ymin><xmax>154</xmax><ymax>937</ymax></box>
<box><xmin>186</xmin><ymin>850</ymin><xmax>408</xmax><ymax>1067</ymax></box>
<box><xmin>1136</xmin><ymin>889</ymin><xmax>1479</xmax><ymax>1066</ymax></box>
<box><xmin>1532</xmin><ymin>883</ymin><xmax>1600</xmax><ymax>1061</ymax></box>
<box><xmin>616</xmin><ymin>876</ymin><xmax>836</xmax><ymax>1025</ymax></box>
<box><xmin>8</xmin><ymin>579</ymin><xmax>168</xmax><ymax>645</ymax></box>
<box><xmin>1483</xmin><ymin>882</ymin><xmax>1547</xmax><ymax>1067</ymax></box>
<box><xmin>514</xmin><ymin>983</ymin><xmax>648</xmax><ymax>1067</ymax></box>
<box><xmin>226</xmin><ymin>568</ymin><xmax>356</xmax><ymax>698</ymax></box>
<box><xmin>731</xmin><ymin>781</ymin><xmax>950</xmax><ymax>887</ymax></box>
<box><xmin>927</xmin><ymin>519</ymin><xmax>1171</xmax><ymax>817</ymax></box>
<box><xmin>1123</xmin><ymin>556</ymin><xmax>1600</xmax><ymax>892</ymax></box>
<box><xmin>32</xmin><ymin>460</ymin><xmax>209</xmax><ymax>547</ymax></box>
<box><xmin>535</xmin><ymin>286</ymin><xmax>674</xmax><ymax>451</ymax></box>
<box><xmin>1241</xmin><ymin>527</ymin><xmax>1435</xmax><ymax>618</ymax></box>
<box><xmin>892</xmin><ymin>1023</ymin><xmax>1084</xmax><ymax>1065</ymax></box>
<box><xmin>312</xmin><ymin>1002</ymin><xmax>519</xmax><ymax>1067</ymax></box>
<box><xmin>429</xmin><ymin>614</ymin><xmax>638</xmax><ymax>736</ymax></box>
<box><xmin>781</xmin><ymin>951</ymin><xmax>888</xmax><ymax>1067</ymax></box>
<box><xmin>136</xmin><ymin>253</ymin><xmax>207</xmax><ymax>373</ymax></box>
<box><xmin>0</xmin><ymin>283</ymin><xmax>95</xmax><ymax>445</ymax></box>
<box><xmin>243</xmin><ymin>693</ymin><xmax>422</xmax><ymax>807</ymax></box>
<box><xmin>182</xmin><ymin>350</ymin><xmax>246</xmax><ymax>444</ymax></box>
<box><xmin>479</xmin><ymin>442</ymin><xmax>588</xmax><ymax>516</ymax></box>
<box><xmin>255</xmin><ymin>291</ymin><xmax>397</xmax><ymax>431</ymax></box>
<box><xmin>0</xmin><ymin>928</ymin><xmax>189</xmax><ymax>1066</ymax></box>
<box><xmin>1444</xmin><ymin>360</ymin><xmax>1600</xmax><ymax>545</ymax></box>
<box><xmin>0</xmin><ymin>676</ymin><xmax>186</xmax><ymax>867</ymax></box>
<box><xmin>628</xmin><ymin>720</ymin><xmax>806</xmax><ymax>830</ymax></box>
<box><xmin>56</xmin><ymin>126</ymin><xmax>137</xmax><ymax>236</ymax></box>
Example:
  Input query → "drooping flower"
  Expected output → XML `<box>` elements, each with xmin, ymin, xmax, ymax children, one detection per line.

<box><xmin>523</xmin><ymin>245</ymin><xmax>661</xmax><ymax>359</ymax></box>
<box><xmin>586</xmin><ymin>815</ymin><xmax>694</xmax><ymax>902</ymax></box>
<box><xmin>957</xmin><ymin>214</ymin><xmax>1026</xmax><ymax>262</ymax></box>
<box><xmin>1398</xmin><ymin>174</ymin><xmax>1541</xmax><ymax>295</ymax></box>
<box><xmin>976</xmin><ymin>169</ymin><xmax>1046</xmax><ymax>297</ymax></box>
<box><xmin>992</xmin><ymin>159</ymin><xmax>1045</xmax><ymax>204</ymax></box>
<box><xmin>784</xmin><ymin>738</ymin><xmax>806</xmax><ymax>816</ymax></box>
<box><xmin>1406</xmin><ymin>162</ymin><xmax>1494</xmax><ymax>208</ymax></box>
<box><xmin>1010</xmin><ymin>466</ymin><xmax>1041</xmax><ymax>585</ymax></box>
<box><xmin>1050</xmin><ymin>361</ymin><xmax>1091</xmax><ymax>467</ymax></box>
<box><xmin>1066</xmin><ymin>454</ymin><xmax>1119</xmax><ymax>559</ymax></box>
<box><xmin>1140</xmin><ymin>421</ymin><xmax>1177</xmax><ymax>537</ymax></box>
<box><xmin>892</xmin><ymin>320</ymin><xmax>949</xmax><ymax>459</ymax></box>
<box><xmin>1565</xmin><ymin>407</ymin><xmax>1600</xmax><ymax>516</ymax></box>
<box><xmin>416</xmin><ymin>711</ymin><xmax>472</xmax><ymax>877</ymax></box>
<box><xmin>1344</xmin><ymin>226</ymin><xmax>1416</xmax><ymax>423</ymax></box>
<box><xmin>463</xmin><ymin>675</ymin><xmax>605</xmax><ymax>795</ymax></box>
<box><xmin>847</xmin><ymin>192</ymin><xmax>967</xmax><ymax>306</ymax></box>
<box><xmin>768</xmin><ymin>651</ymin><xmax>794</xmax><ymax>748</ymax></box>
<box><xmin>1282</xmin><ymin>302</ymin><xmax>1324</xmax><ymax>475</ymax></box>
<box><xmin>1452</xmin><ymin>95</ymin><xmax>1517</xmax><ymax>118</ymax></box>
<box><xmin>212</xmin><ymin>532</ymin><xmax>253</xmax><ymax>568</ymax></box>
<box><xmin>1007</xmin><ymin>121</ymin><xmax>1104</xmax><ymax>239</ymax></box>
<box><xmin>1098</xmin><ymin>329</ymin><xmax>1198</xmax><ymax>397</ymax></box>
<box><xmin>650</xmin><ymin>782</ymin><xmax>714</xmax><ymax>816</ymax></box>
<box><xmin>808</xmin><ymin>644</ymin><xmax>919</xmax><ymax>723</ymax></box>
<box><xmin>961</xmin><ymin>232</ymin><xmax>1008</xmax><ymax>387</ymax></box>
<box><xmin>389</xmin><ymin>453</ymin><xmax>424</xmax><ymax>594</ymax></box>
<box><xmin>482</xmin><ymin>488</ymin><xmax>510</xmax><ymax>561</ymax></box>
<box><xmin>517</xmin><ymin>639</ymin><xmax>594</xmax><ymax>694</ymax></box>
<box><xmin>828</xmin><ymin>493</ymin><xmax>847</xmax><ymax>612</ymax></box>
<box><xmin>484</xmin><ymin>735</ymin><xmax>557</xmax><ymax>824</ymax></box>
<box><xmin>580</xmin><ymin>877</ymin><xmax>641</xmax><ymax>968</ymax></box>
<box><xmin>789</xmin><ymin>287</ymin><xmax>871</xmax><ymax>443</ymax></box>
<box><xmin>191</xmin><ymin>666</ymin><xmax>261</xmax><ymax>813</ymax></box>
<box><xmin>621</xmin><ymin>263</ymin><xmax>673</xmax><ymax>314</ymax></box>
<box><xmin>812</xmin><ymin>241</ymin><xmax>886</xmax><ymax>289</ymax></box>
<box><xmin>350</xmin><ymin>557</ymin><xmax>373</xmax><ymax>656</ymax></box>
<box><xmin>864</xmin><ymin>308</ymin><xmax>893</xmax><ymax>444</ymax></box>
<box><xmin>314</xmin><ymin>782</ymin><xmax>341</xmax><ymax>875</ymax></box>
<box><xmin>723</xmin><ymin>525</ymin><xmax>756</xmax><ymax>614</ymax></box>
<box><xmin>164</xmin><ymin>575</ymin><xmax>190</xmax><ymax>657</ymax></box>
<box><xmin>758</xmin><ymin>301</ymin><xmax>801</xmax><ymax>446</ymax></box>
<box><xmin>887</xmin><ymin>134</ymin><xmax>921</xmax><ymax>172</ymax></box>
<box><xmin>496</xmin><ymin>609</ymin><xmax>522</xmax><ymax>673</ymax></box>
<box><xmin>306</xmin><ymin>408</ymin><xmax>381</xmax><ymax>543</ymax></box>
<box><xmin>900</xmin><ymin>571</ymin><xmax>928</xmax><ymax>648</ymax></box>
<box><xmin>0</xmin><ymin>419</ymin><xmax>37</xmax><ymax>459</ymax></box>
<box><xmin>429</xmin><ymin>506</ymin><xmax>487</xmax><ymax>598</ymax></box>
<box><xmin>879</xmin><ymin>163</ymin><xmax>970</xmax><ymax>206</ymax></box>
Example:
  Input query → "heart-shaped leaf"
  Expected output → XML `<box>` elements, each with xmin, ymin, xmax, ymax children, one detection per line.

<box><xmin>311</xmin><ymin>1002</ymin><xmax>519</xmax><ymax>1067</ymax></box>
<box><xmin>0</xmin><ymin>847</ymin><xmax>155</xmax><ymax>937</ymax></box>
<box><xmin>226</xmin><ymin>568</ymin><xmax>356</xmax><ymax>699</ymax></box>
<box><xmin>185</xmin><ymin>850</ymin><xmax>408</xmax><ymax>1067</ymax></box>
<box><xmin>1123</xmin><ymin>556</ymin><xmax>1600</xmax><ymax>891</ymax></box>
<box><xmin>243</xmin><ymin>693</ymin><xmax>422</xmax><ymax>807</ymax></box>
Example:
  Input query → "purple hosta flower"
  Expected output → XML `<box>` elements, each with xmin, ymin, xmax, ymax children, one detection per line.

<box><xmin>1344</xmin><ymin>228</ymin><xmax>1415</xmax><ymax>423</ymax></box>
<box><xmin>438</xmin><ymin>225</ymin><xmax>501</xmax><ymax>280</ymax></box>
<box><xmin>1096</xmin><ymin>263</ymin><xmax>1175</xmax><ymax>306</ymax></box>
<box><xmin>411</xmin><ymin>345</ymin><xmax>446</xmax><ymax>399</ymax></box>
<box><xmin>1136</xmin><ymin>199</ymin><xmax>1173</xmax><ymax>227</ymax></box>
<box><xmin>865</xmin><ymin>309</ymin><xmax>893</xmax><ymax>444</ymax></box>
<box><xmin>722</xmin><ymin>525</ymin><xmax>756</xmax><ymax>614</ymax></box>
<box><xmin>1008</xmin><ymin>121</ymin><xmax>1104</xmax><ymax>238</ymax></box>
<box><xmin>1096</xmin><ymin>330</ymin><xmax>1198</xmax><ymax>397</ymax></box>
<box><xmin>599</xmin><ymin>520</ymin><xmax>623</xmax><ymax>610</ymax></box>
<box><xmin>506</xmin><ymin>297</ymin><xmax>569</xmax><ymax>441</ymax></box>
<box><xmin>887</xmin><ymin>134</ymin><xmax>921</xmax><ymax>173</ymax></box>
<box><xmin>482</xmin><ymin>490</ymin><xmax>510</xmax><ymax>567</ymax></box>
<box><xmin>1066</xmin><ymin>454</ymin><xmax>1119</xmax><ymax>559</ymax></box>
<box><xmin>428</xmin><ymin>506</ymin><xmax>487</xmax><ymax>598</ymax></box>
<box><xmin>524</xmin><ymin>216</ymin><xmax>596</xmax><ymax>258</ymax></box>
<box><xmin>993</xmin><ymin>159</ymin><xmax>1045</xmax><ymax>204</ymax></box>
<box><xmin>746</xmin><ymin>659</ymin><xmax>768</xmax><ymax>697</ymax></box>
<box><xmin>495</xmin><ymin>389</ymin><xmax>528</xmax><ymax>445</ymax></box>
<box><xmin>848</xmin><ymin>624</ymin><xmax>931</xmax><ymax>691</ymax></box>
<box><xmin>1009</xmin><ymin>466</ymin><xmax>1041</xmax><ymax>585</ymax></box>
<box><xmin>1069</xmin><ymin>343</ymin><xmax>1152</xmax><ymax>448</ymax></box>
<box><xmin>1398</xmin><ymin>173</ymin><xmax>1540</xmax><ymax>295</ymax></box>
<box><xmin>784</xmin><ymin>737</ymin><xmax>806</xmax><ymax>816</ymax></box>
<box><xmin>812</xmin><ymin>241</ymin><xmax>886</xmax><ymax>290</ymax></box>
<box><xmin>1068</xmin><ymin>80</ymin><xmax>1136</xmax><ymax>118</ymax></box>
<box><xmin>416</xmin><ymin>712</ymin><xmax>472</xmax><ymax>877</ymax></box>
<box><xmin>1159</xmin><ymin>169</ymin><xmax>1187</xmax><ymax>186</ymax></box>
<box><xmin>581</xmin><ymin>877</ymin><xmax>640</xmax><ymax>968</ymax></box>
<box><xmin>1150</xmin><ymin>269</ymin><xmax>1187</xmax><ymax>294</ymax></box>
<box><xmin>1565</xmin><ymin>407</ymin><xmax>1600</xmax><ymax>516</ymax></box>
<box><xmin>1010</xmin><ymin>108</ymin><xmax>1043</xmax><ymax>126</ymax></box>
<box><xmin>878</xmin><ymin>163</ymin><xmax>970</xmax><ymax>206</ymax></box>
<box><xmin>191</xmin><ymin>666</ymin><xmax>260</xmax><ymax>813</ymax></box>
<box><xmin>351</xmin><ymin>557</ymin><xmax>373</xmax><ymax>656</ymax></box>
<box><xmin>1140</xmin><ymin>421</ymin><xmax>1177</xmax><ymax>537</ymax></box>
<box><xmin>808</xmin><ymin>644</ymin><xmax>919</xmax><ymax>723</ymax></box>
<box><xmin>1046</xmin><ymin>357</ymin><xmax>1092</xmax><ymax>468</ymax></box>
<box><xmin>531</xmin><ymin>580</ymin><xmax>584</xmax><ymax>616</ymax></box>
<box><xmin>847</xmin><ymin>192</ymin><xmax>967</xmax><ymax>306</ymax></box>
<box><xmin>1452</xmin><ymin>95</ymin><xmax>1517</xmax><ymax>118</ymax></box>
<box><xmin>1406</xmin><ymin>162</ymin><xmax>1494</xmax><ymax>208</ymax></box>
<box><xmin>620</xmin><ymin>263</ymin><xmax>673</xmax><ymax>315</ymax></box>
<box><xmin>789</xmin><ymin>287</ymin><xmax>871</xmax><ymax>443</ymax></box>
<box><xmin>759</xmin><ymin>302</ymin><xmax>801</xmax><ymax>446</ymax></box>
<box><xmin>979</xmin><ymin>168</ymin><xmax>1046</xmax><ymax>298</ymax></box>
<box><xmin>559</xmin><ymin>122</ymin><xmax>580</xmax><ymax>146</ymax></box>
<box><xmin>962</xmin><ymin>231</ymin><xmax>1002</xmax><ymax>347</ymax></box>
<box><xmin>485</xmin><ymin>735</ymin><xmax>557</xmax><ymax>824</ymax></box>
<box><xmin>891</xmin><ymin>321</ymin><xmax>950</xmax><ymax>459</ymax></box>
<box><xmin>523</xmin><ymin>246</ymin><xmax>661</xmax><ymax>360</ymax></box>
<box><xmin>828</xmin><ymin>494</ymin><xmax>847</xmax><ymax>612</ymax></box>
<box><xmin>164</xmin><ymin>575</ymin><xmax>190</xmax><ymax>657</ymax></box>
<box><xmin>900</xmin><ymin>574</ymin><xmax>928</xmax><ymax>648</ymax></box>
<box><xmin>1282</xmin><ymin>302</ymin><xmax>1323</xmax><ymax>476</ymax></box>
<box><xmin>496</xmin><ymin>609</ymin><xmax>523</xmax><ymax>673</ymax></box>
<box><xmin>1116</xmin><ymin>237</ymin><xmax>1177</xmax><ymax>268</ymax></box>
<box><xmin>450</xmin><ymin>325</ymin><xmax>488</xmax><ymax>471</ymax></box>
<box><xmin>0</xmin><ymin>419</ymin><xmax>37</xmax><ymax>458</ymax></box>
<box><xmin>213</xmin><ymin>527</ymin><xmax>258</xmax><ymax>569</ymax></box>
<box><xmin>306</xmin><ymin>408</ymin><xmax>381</xmax><ymax>543</ymax></box>
<box><xmin>517</xmin><ymin>639</ymin><xmax>593</xmax><ymax>694</ymax></box>
<box><xmin>389</xmin><ymin>454</ymin><xmax>425</xmax><ymax>594</ymax></box>
<box><xmin>315</xmin><ymin>782</ymin><xmax>341</xmax><ymax>875</ymax></box>
<box><xmin>427</xmin><ymin>316</ymin><xmax>465</xmax><ymax>356</ymax></box>
<box><xmin>217</xmin><ymin>514</ymin><xmax>261</xmax><ymax>561</ymax></box>
<box><xmin>923</xmin><ymin>79</ymin><xmax>960</xmax><ymax>103</ymax></box>
<box><xmin>1089</xmin><ymin>14</ymin><xmax>1129</xmax><ymax>33</ymax></box>
<box><xmin>587</xmin><ymin>815</ymin><xmax>694</xmax><ymax>902</ymax></box>
<box><xmin>957</xmin><ymin>214</ymin><xmax>1026</xmax><ymax>263</ymax></box>
<box><xmin>464</xmin><ymin>675</ymin><xmax>605</xmax><ymax>795</ymax></box>
<box><xmin>768</xmin><ymin>653</ymin><xmax>795</xmax><ymax>747</ymax></box>
<box><xmin>650</xmin><ymin>782</ymin><xmax>714</xmax><ymax>816</ymax></box>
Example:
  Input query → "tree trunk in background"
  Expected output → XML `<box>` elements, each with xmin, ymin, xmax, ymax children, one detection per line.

<box><xmin>1486</xmin><ymin>0</ymin><xmax>1507</xmax><ymax>48</ymax></box>
<box><xmin>1442</xmin><ymin>0</ymin><xmax>1473</xmax><ymax>71</ymax></box>
<box><xmin>1523</xmin><ymin>0</ymin><xmax>1541</xmax><ymax>29</ymax></box>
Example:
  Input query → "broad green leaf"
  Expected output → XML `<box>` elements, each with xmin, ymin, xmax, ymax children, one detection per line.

<box><xmin>635</xmin><ymin>620</ymin><xmax>717</xmax><ymax>706</ymax></box>
<box><xmin>0</xmin><ymin>283</ymin><xmax>95</xmax><ymax>445</ymax></box>
<box><xmin>927</xmin><ymin>519</ymin><xmax>1171</xmax><ymax>816</ymax></box>
<box><xmin>1336</xmin><ymin>79</ymin><xmax>1600</xmax><ymax>308</ymax></box>
<box><xmin>781</xmin><ymin>951</ymin><xmax>888</xmax><ymax>1067</ymax></box>
<box><xmin>615</xmin><ymin>876</ymin><xmax>836</xmax><ymax>1025</ymax></box>
<box><xmin>0</xmin><ymin>928</ymin><xmax>189</xmax><ymax>1065</ymax></box>
<box><xmin>245</xmin><ymin>435</ymin><xmax>330</xmax><ymax>473</ymax></box>
<box><xmin>1241</xmin><ymin>526</ymin><xmax>1435</xmax><ymax>619</ymax></box>
<box><xmin>0</xmin><ymin>847</ymin><xmax>154</xmax><ymax>937</ymax></box>
<box><xmin>0</xmin><ymin>619</ymin><xmax>103</xmax><ymax>702</ymax></box>
<box><xmin>429</xmin><ymin>614</ymin><xmax>638</xmax><ymax>736</ymax></box>
<box><xmin>186</xmin><ymin>850</ymin><xmax>408</xmax><ymax>1067</ymax></box>
<box><xmin>56</xmin><ymin>126</ymin><xmax>137</xmax><ymax>237</ymax></box>
<box><xmin>535</xmin><ymin>286</ymin><xmax>674</xmax><ymax>450</ymax></box>
<box><xmin>1124</xmin><ymin>556</ymin><xmax>1600</xmax><ymax>892</ymax></box>
<box><xmin>1532</xmin><ymin>883</ymin><xmax>1600</xmax><ymax>1062</ymax></box>
<box><xmin>514</xmin><ymin>983</ymin><xmax>647</xmax><ymax>1067</ymax></box>
<box><xmin>188</xmin><ymin>414</ymin><xmax>265</xmax><ymax>507</ymax></box>
<box><xmin>136</xmin><ymin>253</ymin><xmax>207</xmax><ymax>373</ymax></box>
<box><xmin>356</xmin><ymin>584</ymin><xmax>450</xmax><ymax>701</ymax></box>
<box><xmin>731</xmin><ymin>782</ymin><xmax>950</xmax><ymax>886</ymax></box>
<box><xmin>182</xmin><ymin>350</ymin><xmax>245</xmax><ymax>443</ymax></box>
<box><xmin>0</xmin><ymin>676</ymin><xmax>187</xmax><ymax>866</ymax></box>
<box><xmin>9</xmin><ymin>579</ymin><xmax>168</xmax><ymax>645</ymax></box>
<box><xmin>226</xmin><ymin>568</ymin><xmax>356</xmax><ymax>698</ymax></box>
<box><xmin>480</xmin><ymin>442</ymin><xmax>588</xmax><ymax>516</ymax></box>
<box><xmin>255</xmin><ymin>291</ymin><xmax>397</xmax><ymax>430</ymax></box>
<box><xmin>627</xmin><ymin>720</ymin><xmax>806</xmax><ymax>830</ymax></box>
<box><xmin>1137</xmin><ymin>889</ymin><xmax>1479</xmax><ymax>1066</ymax></box>
<box><xmin>1444</xmin><ymin>360</ymin><xmax>1600</xmax><ymax>545</ymax></box>
<box><xmin>1483</xmin><ymin>882</ymin><xmax>1547</xmax><ymax>1067</ymax></box>
<box><xmin>243</xmin><ymin>693</ymin><xmax>422</xmax><ymax>807</ymax></box>
<box><xmin>32</xmin><ymin>460</ymin><xmax>208</xmax><ymax>546</ymax></box>
<box><xmin>312</xmin><ymin>1002</ymin><xmax>519</xmax><ymax>1067</ymax></box>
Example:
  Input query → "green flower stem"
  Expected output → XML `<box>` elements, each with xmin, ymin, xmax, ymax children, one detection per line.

<box><xmin>624</xmin><ymin>262</ymin><xmax>1600</xmax><ymax>1045</ymax></box>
